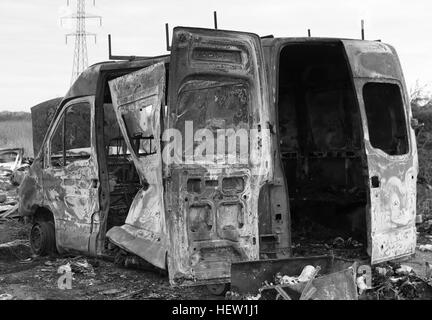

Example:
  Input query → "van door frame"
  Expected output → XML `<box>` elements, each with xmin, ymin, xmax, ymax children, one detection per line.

<box><xmin>262</xmin><ymin>40</ymin><xmax>294</xmax><ymax>258</ymax></box>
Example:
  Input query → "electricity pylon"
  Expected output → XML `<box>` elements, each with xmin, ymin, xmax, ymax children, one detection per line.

<box><xmin>61</xmin><ymin>0</ymin><xmax>102</xmax><ymax>84</ymax></box>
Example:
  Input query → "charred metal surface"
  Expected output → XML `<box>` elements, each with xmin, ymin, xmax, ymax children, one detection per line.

<box><xmin>342</xmin><ymin>40</ymin><xmax>418</xmax><ymax>264</ymax></box>
<box><xmin>107</xmin><ymin>63</ymin><xmax>168</xmax><ymax>270</ymax></box>
<box><xmin>165</xmin><ymin>27</ymin><xmax>274</xmax><ymax>286</ymax></box>
<box><xmin>42</xmin><ymin>158</ymin><xmax>100</xmax><ymax>252</ymax></box>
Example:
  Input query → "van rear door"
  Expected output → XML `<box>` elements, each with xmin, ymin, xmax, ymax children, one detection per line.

<box><xmin>342</xmin><ymin>40</ymin><xmax>418</xmax><ymax>264</ymax></box>
<box><xmin>166</xmin><ymin>27</ymin><xmax>271</xmax><ymax>286</ymax></box>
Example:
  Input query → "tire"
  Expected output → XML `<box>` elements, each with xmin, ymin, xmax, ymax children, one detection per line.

<box><xmin>206</xmin><ymin>283</ymin><xmax>230</xmax><ymax>296</ymax></box>
<box><xmin>30</xmin><ymin>221</ymin><xmax>56</xmax><ymax>256</ymax></box>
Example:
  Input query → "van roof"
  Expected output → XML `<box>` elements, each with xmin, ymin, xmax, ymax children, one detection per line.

<box><xmin>63</xmin><ymin>55</ymin><xmax>170</xmax><ymax>102</ymax></box>
<box><xmin>261</xmin><ymin>37</ymin><xmax>385</xmax><ymax>47</ymax></box>
<box><xmin>63</xmin><ymin>37</ymin><xmax>391</xmax><ymax>102</ymax></box>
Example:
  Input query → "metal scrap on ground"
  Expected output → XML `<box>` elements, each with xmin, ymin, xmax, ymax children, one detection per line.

<box><xmin>0</xmin><ymin>148</ymin><xmax>30</xmax><ymax>219</ymax></box>
<box><xmin>362</xmin><ymin>262</ymin><xmax>432</xmax><ymax>300</ymax></box>
<box><xmin>229</xmin><ymin>255</ymin><xmax>359</xmax><ymax>300</ymax></box>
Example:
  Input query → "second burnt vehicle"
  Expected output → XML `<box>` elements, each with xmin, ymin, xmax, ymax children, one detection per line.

<box><xmin>19</xmin><ymin>26</ymin><xmax>418</xmax><ymax>292</ymax></box>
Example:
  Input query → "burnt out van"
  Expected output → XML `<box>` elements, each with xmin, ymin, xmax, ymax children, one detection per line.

<box><xmin>19</xmin><ymin>27</ymin><xmax>418</xmax><ymax>291</ymax></box>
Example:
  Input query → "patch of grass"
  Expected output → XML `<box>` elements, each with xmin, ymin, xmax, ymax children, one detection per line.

<box><xmin>0</xmin><ymin>120</ymin><xmax>33</xmax><ymax>157</ymax></box>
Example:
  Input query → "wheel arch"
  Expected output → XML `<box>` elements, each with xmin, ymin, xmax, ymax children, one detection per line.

<box><xmin>33</xmin><ymin>206</ymin><xmax>55</xmax><ymax>223</ymax></box>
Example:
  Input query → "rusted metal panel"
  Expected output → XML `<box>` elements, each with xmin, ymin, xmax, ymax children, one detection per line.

<box><xmin>107</xmin><ymin>62</ymin><xmax>168</xmax><ymax>270</ymax></box>
<box><xmin>165</xmin><ymin>27</ymin><xmax>272</xmax><ymax>286</ymax></box>
<box><xmin>343</xmin><ymin>41</ymin><xmax>418</xmax><ymax>264</ymax></box>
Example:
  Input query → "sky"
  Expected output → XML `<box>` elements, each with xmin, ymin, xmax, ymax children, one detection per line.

<box><xmin>0</xmin><ymin>0</ymin><xmax>431</xmax><ymax>112</ymax></box>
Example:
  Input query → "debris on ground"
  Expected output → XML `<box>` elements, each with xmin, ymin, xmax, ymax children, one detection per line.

<box><xmin>419</xmin><ymin>244</ymin><xmax>432</xmax><ymax>252</ymax></box>
<box><xmin>376</xmin><ymin>267</ymin><xmax>388</xmax><ymax>276</ymax></box>
<box><xmin>0</xmin><ymin>251</ymin><xmax>213</xmax><ymax>300</ymax></box>
<box><xmin>226</xmin><ymin>291</ymin><xmax>265</xmax><ymax>300</ymax></box>
<box><xmin>425</xmin><ymin>262</ymin><xmax>432</xmax><ymax>280</ymax></box>
<box><xmin>290</xmin><ymin>217</ymin><xmax>367</xmax><ymax>260</ymax></box>
<box><xmin>0</xmin><ymin>293</ymin><xmax>14</xmax><ymax>300</ymax></box>
<box><xmin>396</xmin><ymin>265</ymin><xmax>414</xmax><ymax>275</ymax></box>
<box><xmin>0</xmin><ymin>217</ymin><xmax>213</xmax><ymax>300</ymax></box>
<box><xmin>0</xmin><ymin>191</ymin><xmax>19</xmax><ymax>218</ymax></box>
<box><xmin>417</xmin><ymin>208</ymin><xmax>432</xmax><ymax>242</ymax></box>
<box><xmin>356</xmin><ymin>274</ymin><xmax>370</xmax><ymax>294</ymax></box>
<box><xmin>259</xmin><ymin>265</ymin><xmax>322</xmax><ymax>300</ymax></box>
<box><xmin>229</xmin><ymin>256</ymin><xmax>358</xmax><ymax>300</ymax></box>
<box><xmin>0</xmin><ymin>204</ymin><xmax>19</xmax><ymax>220</ymax></box>
<box><xmin>0</xmin><ymin>148</ymin><xmax>30</xmax><ymax>218</ymax></box>
<box><xmin>292</xmin><ymin>235</ymin><xmax>367</xmax><ymax>260</ymax></box>
<box><xmin>274</xmin><ymin>265</ymin><xmax>319</xmax><ymax>287</ymax></box>
<box><xmin>101</xmin><ymin>288</ymin><xmax>126</xmax><ymax>295</ymax></box>
<box><xmin>362</xmin><ymin>262</ymin><xmax>432</xmax><ymax>300</ymax></box>
<box><xmin>0</xmin><ymin>239</ymin><xmax>31</xmax><ymax>261</ymax></box>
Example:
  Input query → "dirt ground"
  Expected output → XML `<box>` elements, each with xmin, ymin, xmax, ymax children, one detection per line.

<box><xmin>0</xmin><ymin>220</ymin><xmax>217</xmax><ymax>300</ymax></box>
<box><xmin>1</xmin><ymin>218</ymin><xmax>432</xmax><ymax>300</ymax></box>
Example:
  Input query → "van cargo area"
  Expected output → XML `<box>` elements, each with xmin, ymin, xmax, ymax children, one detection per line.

<box><xmin>277</xmin><ymin>42</ymin><xmax>368</xmax><ymax>254</ymax></box>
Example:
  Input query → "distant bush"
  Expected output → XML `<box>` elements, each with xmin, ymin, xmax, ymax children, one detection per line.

<box><xmin>412</xmin><ymin>84</ymin><xmax>432</xmax><ymax>186</ymax></box>
<box><xmin>0</xmin><ymin>111</ymin><xmax>31</xmax><ymax>122</ymax></box>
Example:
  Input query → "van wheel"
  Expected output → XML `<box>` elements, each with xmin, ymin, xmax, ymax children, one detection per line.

<box><xmin>30</xmin><ymin>221</ymin><xmax>56</xmax><ymax>256</ymax></box>
<box><xmin>206</xmin><ymin>283</ymin><xmax>230</xmax><ymax>296</ymax></box>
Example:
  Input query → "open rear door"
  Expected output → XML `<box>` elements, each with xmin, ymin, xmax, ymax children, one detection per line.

<box><xmin>342</xmin><ymin>40</ymin><xmax>418</xmax><ymax>264</ymax></box>
<box><xmin>106</xmin><ymin>62</ymin><xmax>167</xmax><ymax>269</ymax></box>
<box><xmin>165</xmin><ymin>27</ymin><xmax>271</xmax><ymax>286</ymax></box>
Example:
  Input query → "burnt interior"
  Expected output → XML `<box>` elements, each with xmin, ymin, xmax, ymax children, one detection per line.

<box><xmin>102</xmin><ymin>75</ymin><xmax>141</xmax><ymax>231</ymax></box>
<box><xmin>101</xmin><ymin>65</ymin><xmax>170</xmax><ymax>232</ymax></box>
<box><xmin>277</xmin><ymin>42</ymin><xmax>368</xmax><ymax>248</ymax></box>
